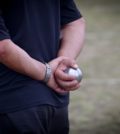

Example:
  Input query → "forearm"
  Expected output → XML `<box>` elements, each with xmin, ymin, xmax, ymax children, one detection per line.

<box><xmin>0</xmin><ymin>39</ymin><xmax>45</xmax><ymax>81</ymax></box>
<box><xmin>58</xmin><ymin>17</ymin><xmax>86</xmax><ymax>59</ymax></box>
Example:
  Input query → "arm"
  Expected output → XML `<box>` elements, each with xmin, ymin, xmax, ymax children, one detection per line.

<box><xmin>0</xmin><ymin>39</ymin><xmax>67</xmax><ymax>93</ymax></box>
<box><xmin>55</xmin><ymin>18</ymin><xmax>86</xmax><ymax>91</ymax></box>
<box><xmin>58</xmin><ymin>17</ymin><xmax>85</xmax><ymax>59</ymax></box>
<box><xmin>0</xmin><ymin>6</ymin><xmax>47</xmax><ymax>82</ymax></box>
<box><xmin>0</xmin><ymin>39</ymin><xmax>46</xmax><ymax>81</ymax></box>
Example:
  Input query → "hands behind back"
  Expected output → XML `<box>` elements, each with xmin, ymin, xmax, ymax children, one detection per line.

<box><xmin>47</xmin><ymin>57</ymin><xmax>80</xmax><ymax>94</ymax></box>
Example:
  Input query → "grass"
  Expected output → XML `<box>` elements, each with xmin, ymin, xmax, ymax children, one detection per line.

<box><xmin>69</xmin><ymin>1</ymin><xmax>120</xmax><ymax>134</ymax></box>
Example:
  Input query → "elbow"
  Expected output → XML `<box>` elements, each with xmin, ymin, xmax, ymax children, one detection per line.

<box><xmin>0</xmin><ymin>40</ymin><xmax>9</xmax><ymax>60</ymax></box>
<box><xmin>80</xmin><ymin>17</ymin><xmax>86</xmax><ymax>24</ymax></box>
<box><xmin>78</xmin><ymin>17</ymin><xmax>86</xmax><ymax>29</ymax></box>
<box><xmin>0</xmin><ymin>42</ymin><xmax>5</xmax><ymax>58</ymax></box>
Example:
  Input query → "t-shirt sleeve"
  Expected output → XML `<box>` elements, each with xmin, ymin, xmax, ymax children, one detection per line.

<box><xmin>60</xmin><ymin>0</ymin><xmax>82</xmax><ymax>26</ymax></box>
<box><xmin>0</xmin><ymin>9</ymin><xmax>10</xmax><ymax>41</ymax></box>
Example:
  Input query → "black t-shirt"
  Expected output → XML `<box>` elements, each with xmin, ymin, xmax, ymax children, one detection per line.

<box><xmin>0</xmin><ymin>0</ymin><xmax>82</xmax><ymax>113</ymax></box>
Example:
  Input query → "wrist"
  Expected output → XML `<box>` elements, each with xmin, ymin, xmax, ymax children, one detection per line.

<box><xmin>42</xmin><ymin>63</ymin><xmax>52</xmax><ymax>83</ymax></box>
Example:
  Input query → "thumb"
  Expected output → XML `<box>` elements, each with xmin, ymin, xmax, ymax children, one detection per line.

<box><xmin>72</xmin><ymin>63</ymin><xmax>78</xmax><ymax>69</ymax></box>
<box><xmin>67</xmin><ymin>60</ymin><xmax>78</xmax><ymax>69</ymax></box>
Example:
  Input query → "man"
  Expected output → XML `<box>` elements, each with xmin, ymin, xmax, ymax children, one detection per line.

<box><xmin>0</xmin><ymin>0</ymin><xmax>85</xmax><ymax>134</ymax></box>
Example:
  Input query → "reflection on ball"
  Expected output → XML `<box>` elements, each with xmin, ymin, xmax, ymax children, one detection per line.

<box><xmin>64</xmin><ymin>67</ymin><xmax>83</xmax><ymax>82</ymax></box>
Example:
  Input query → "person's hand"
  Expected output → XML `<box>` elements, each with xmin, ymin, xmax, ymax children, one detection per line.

<box><xmin>47</xmin><ymin>57</ymin><xmax>69</xmax><ymax>94</ymax></box>
<box><xmin>55</xmin><ymin>58</ymin><xmax>80</xmax><ymax>91</ymax></box>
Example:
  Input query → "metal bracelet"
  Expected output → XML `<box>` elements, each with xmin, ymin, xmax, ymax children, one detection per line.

<box><xmin>43</xmin><ymin>63</ymin><xmax>52</xmax><ymax>83</ymax></box>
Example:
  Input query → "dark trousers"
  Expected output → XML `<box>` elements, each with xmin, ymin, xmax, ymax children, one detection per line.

<box><xmin>0</xmin><ymin>105</ymin><xmax>69</xmax><ymax>134</ymax></box>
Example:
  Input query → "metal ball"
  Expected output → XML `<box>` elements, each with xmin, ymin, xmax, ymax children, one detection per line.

<box><xmin>64</xmin><ymin>67</ymin><xmax>83</xmax><ymax>82</ymax></box>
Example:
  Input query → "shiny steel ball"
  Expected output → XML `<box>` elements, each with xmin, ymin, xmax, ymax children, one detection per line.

<box><xmin>64</xmin><ymin>67</ymin><xmax>83</xmax><ymax>82</ymax></box>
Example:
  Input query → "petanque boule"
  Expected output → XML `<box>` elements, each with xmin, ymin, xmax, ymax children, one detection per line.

<box><xmin>64</xmin><ymin>67</ymin><xmax>83</xmax><ymax>82</ymax></box>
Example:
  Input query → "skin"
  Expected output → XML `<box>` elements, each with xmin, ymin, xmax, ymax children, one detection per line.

<box><xmin>56</xmin><ymin>18</ymin><xmax>86</xmax><ymax>92</ymax></box>
<box><xmin>0</xmin><ymin>17</ymin><xmax>85</xmax><ymax>94</ymax></box>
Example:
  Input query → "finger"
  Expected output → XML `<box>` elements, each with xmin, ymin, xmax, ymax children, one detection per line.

<box><xmin>56</xmin><ymin>79</ymin><xmax>78</xmax><ymax>89</ymax></box>
<box><xmin>61</xmin><ymin>59</ymin><xmax>78</xmax><ymax>69</ymax></box>
<box><xmin>65</xmin><ymin>83</ymin><xmax>81</xmax><ymax>91</ymax></box>
<box><xmin>53</xmin><ymin>87</ymin><xmax>68</xmax><ymax>94</ymax></box>
<box><xmin>50</xmin><ymin>82</ymin><xmax>69</xmax><ymax>94</ymax></box>
<box><xmin>55</xmin><ymin>69</ymin><xmax>76</xmax><ymax>81</ymax></box>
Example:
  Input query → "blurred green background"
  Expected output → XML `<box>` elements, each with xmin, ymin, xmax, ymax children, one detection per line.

<box><xmin>69</xmin><ymin>0</ymin><xmax>120</xmax><ymax>134</ymax></box>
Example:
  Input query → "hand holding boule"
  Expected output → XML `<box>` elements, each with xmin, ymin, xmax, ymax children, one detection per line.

<box><xmin>54</xmin><ymin>58</ymin><xmax>81</xmax><ymax>91</ymax></box>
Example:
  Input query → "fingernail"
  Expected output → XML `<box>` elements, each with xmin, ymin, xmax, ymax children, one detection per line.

<box><xmin>73</xmin><ymin>64</ymin><xmax>78</xmax><ymax>68</ymax></box>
